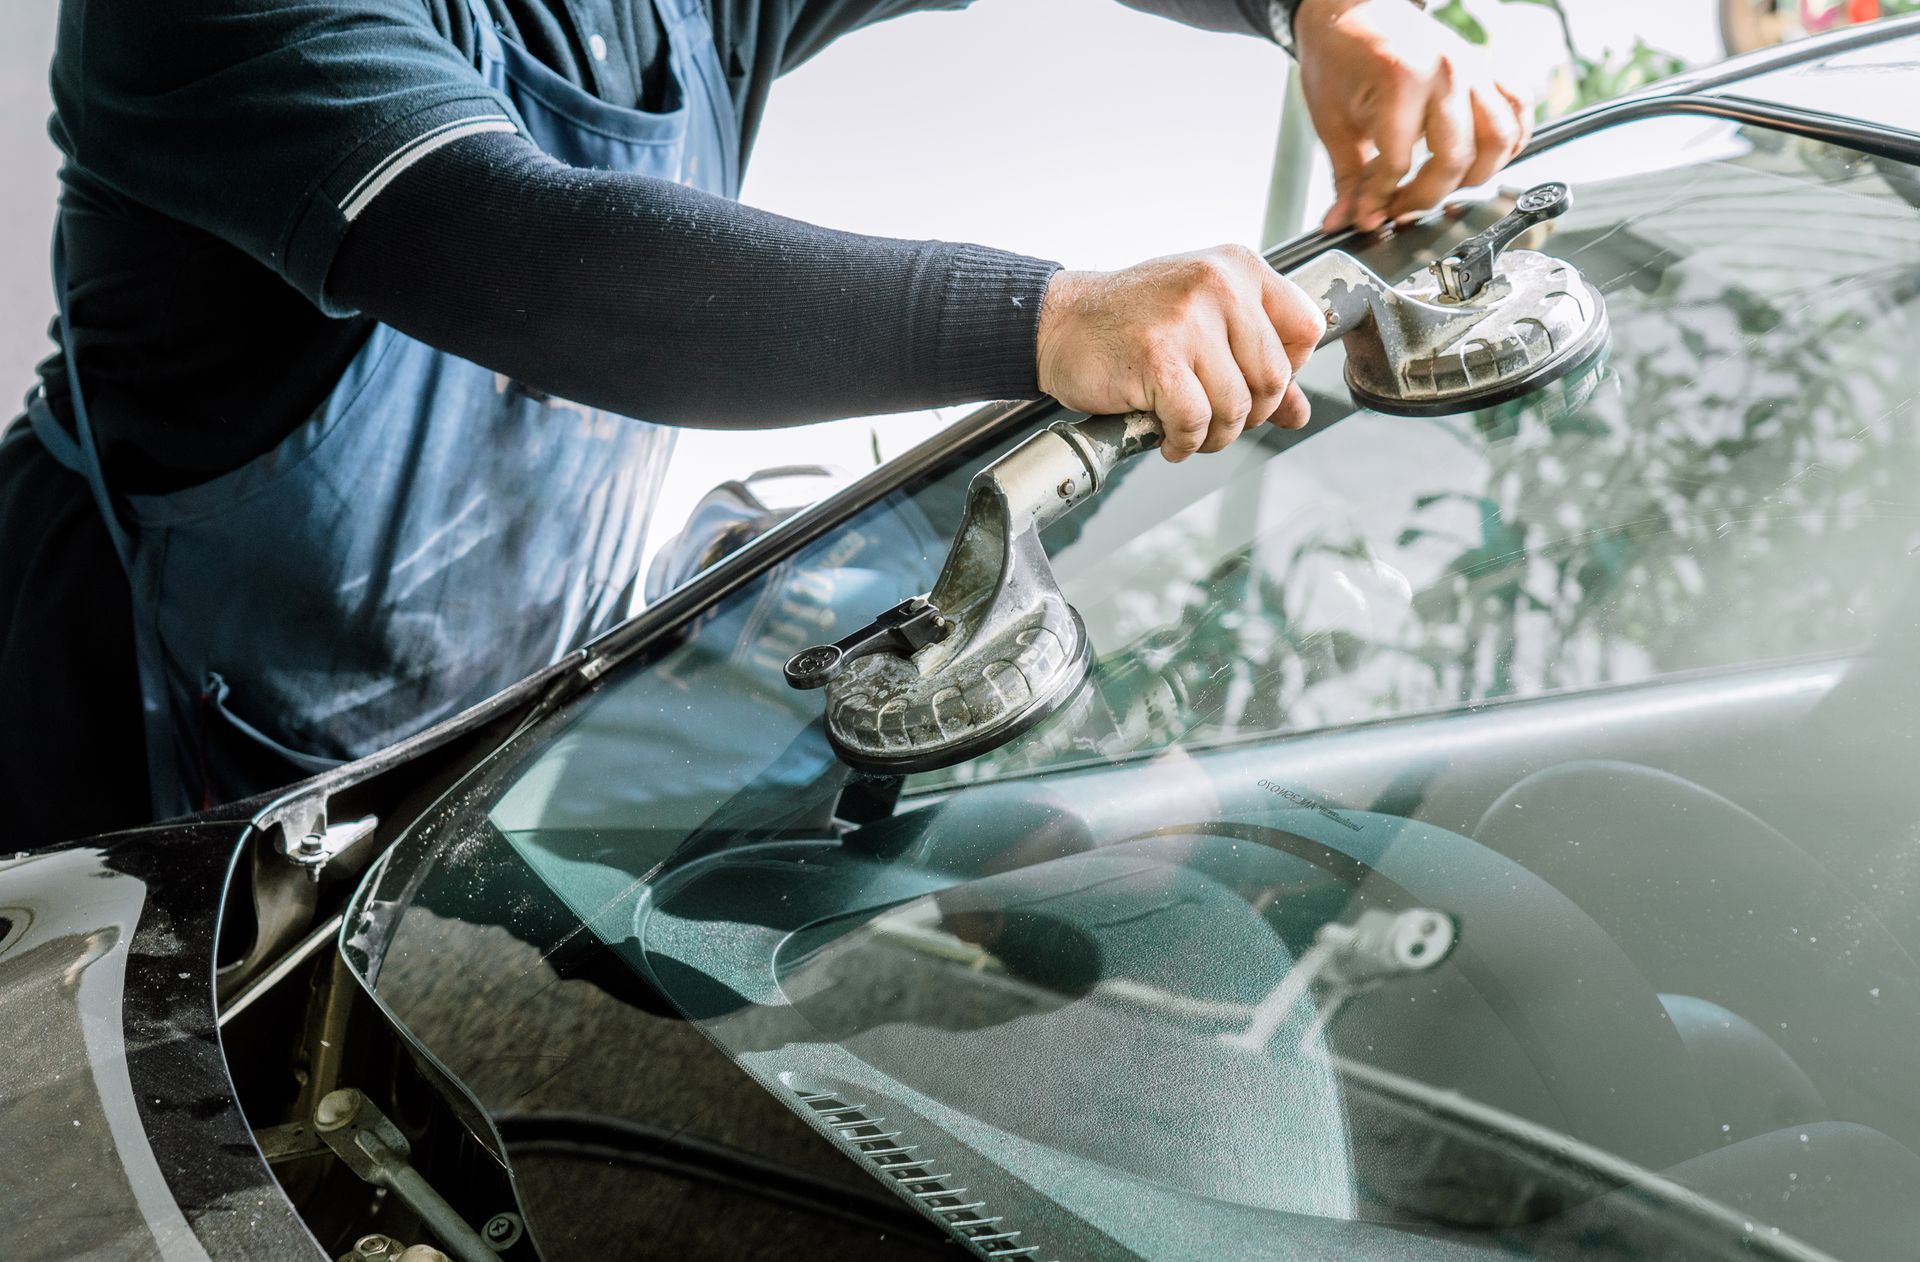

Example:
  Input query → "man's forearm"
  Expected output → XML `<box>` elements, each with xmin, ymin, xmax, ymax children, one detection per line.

<box><xmin>328</xmin><ymin>132</ymin><xmax>1059</xmax><ymax>428</ymax></box>
<box><xmin>1115</xmin><ymin>0</ymin><xmax>1297</xmax><ymax>42</ymax></box>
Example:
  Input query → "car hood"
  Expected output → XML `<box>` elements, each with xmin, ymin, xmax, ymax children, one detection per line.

<box><xmin>0</xmin><ymin>822</ymin><xmax>316</xmax><ymax>1261</ymax></box>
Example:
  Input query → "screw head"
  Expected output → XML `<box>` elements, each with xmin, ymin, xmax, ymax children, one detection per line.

<box><xmin>354</xmin><ymin>1234</ymin><xmax>397</xmax><ymax>1258</ymax></box>
<box><xmin>315</xmin><ymin>1088</ymin><xmax>361</xmax><ymax>1132</ymax></box>
<box><xmin>482</xmin><ymin>1213</ymin><xmax>525</xmax><ymax>1250</ymax></box>
<box><xmin>1324</xmin><ymin>307</ymin><xmax>1339</xmax><ymax>327</ymax></box>
<box><xmin>1057</xmin><ymin>478</ymin><xmax>1077</xmax><ymax>498</ymax></box>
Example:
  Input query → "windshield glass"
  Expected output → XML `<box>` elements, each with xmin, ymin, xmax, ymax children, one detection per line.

<box><xmin>346</xmin><ymin>114</ymin><xmax>1920</xmax><ymax>1262</ymax></box>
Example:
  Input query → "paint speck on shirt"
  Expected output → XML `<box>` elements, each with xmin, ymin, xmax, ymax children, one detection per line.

<box><xmin>589</xmin><ymin>33</ymin><xmax>609</xmax><ymax>61</ymax></box>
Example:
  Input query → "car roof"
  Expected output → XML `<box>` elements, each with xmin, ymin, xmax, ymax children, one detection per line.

<box><xmin>1624</xmin><ymin>14</ymin><xmax>1920</xmax><ymax>139</ymax></box>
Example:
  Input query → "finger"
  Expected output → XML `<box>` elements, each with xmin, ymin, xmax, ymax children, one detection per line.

<box><xmin>1319</xmin><ymin>132</ymin><xmax>1372</xmax><ymax>232</ymax></box>
<box><xmin>1151</xmin><ymin>364</ymin><xmax>1214</xmax><ymax>463</ymax></box>
<box><xmin>1499</xmin><ymin>82</ymin><xmax>1534</xmax><ymax>156</ymax></box>
<box><xmin>1266</xmin><ymin>381</ymin><xmax>1311</xmax><ymax>430</ymax></box>
<box><xmin>1461</xmin><ymin>83</ymin><xmax>1520</xmax><ymax>187</ymax></box>
<box><xmin>1191</xmin><ymin>349</ymin><xmax>1253</xmax><ymax>454</ymax></box>
<box><xmin>1352</xmin><ymin>68</ymin><xmax>1427</xmax><ymax>230</ymax></box>
<box><xmin>1224</xmin><ymin>299</ymin><xmax>1292</xmax><ymax>426</ymax></box>
<box><xmin>1386</xmin><ymin>78</ymin><xmax>1474</xmax><ymax>222</ymax></box>
<box><xmin>1259</xmin><ymin>271</ymin><xmax>1328</xmax><ymax>374</ymax></box>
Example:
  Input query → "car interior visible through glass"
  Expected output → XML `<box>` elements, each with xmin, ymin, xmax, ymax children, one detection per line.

<box><xmin>339</xmin><ymin>113</ymin><xmax>1920</xmax><ymax>1260</ymax></box>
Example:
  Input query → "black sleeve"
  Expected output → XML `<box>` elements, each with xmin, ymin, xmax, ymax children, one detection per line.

<box><xmin>768</xmin><ymin>0</ymin><xmax>1283</xmax><ymax>74</ymax></box>
<box><xmin>327</xmin><ymin>131</ymin><xmax>1060</xmax><ymax>427</ymax></box>
<box><xmin>54</xmin><ymin>0</ymin><xmax>520</xmax><ymax>315</ymax></box>
<box><xmin>1116</xmin><ymin>0</ymin><xmax>1288</xmax><ymax>39</ymax></box>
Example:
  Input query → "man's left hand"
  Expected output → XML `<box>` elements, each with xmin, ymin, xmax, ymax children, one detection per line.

<box><xmin>1293</xmin><ymin>0</ymin><xmax>1532</xmax><ymax>232</ymax></box>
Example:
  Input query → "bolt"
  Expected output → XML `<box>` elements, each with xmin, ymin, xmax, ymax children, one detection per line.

<box><xmin>354</xmin><ymin>1235</ymin><xmax>398</xmax><ymax>1259</ymax></box>
<box><xmin>1057</xmin><ymin>478</ymin><xmax>1077</xmax><ymax>498</ymax></box>
<box><xmin>1324</xmin><ymin>308</ymin><xmax>1339</xmax><ymax>327</ymax></box>
<box><xmin>295</xmin><ymin>832</ymin><xmax>325</xmax><ymax>859</ymax></box>
<box><xmin>315</xmin><ymin>1088</ymin><xmax>361</xmax><ymax>1132</ymax></box>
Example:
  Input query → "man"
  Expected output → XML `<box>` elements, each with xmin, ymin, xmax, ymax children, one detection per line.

<box><xmin>0</xmin><ymin>0</ymin><xmax>1528</xmax><ymax>842</ymax></box>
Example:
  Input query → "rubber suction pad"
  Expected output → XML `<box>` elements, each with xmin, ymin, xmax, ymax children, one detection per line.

<box><xmin>1345</xmin><ymin>251</ymin><xmax>1611</xmax><ymax>419</ymax></box>
<box><xmin>825</xmin><ymin>608</ymin><xmax>1092</xmax><ymax>776</ymax></box>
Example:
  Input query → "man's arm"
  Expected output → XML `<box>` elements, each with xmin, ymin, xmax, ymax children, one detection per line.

<box><xmin>328</xmin><ymin>129</ymin><xmax>1325</xmax><ymax>463</ymax></box>
<box><xmin>774</xmin><ymin>0</ymin><xmax>1291</xmax><ymax>73</ymax></box>
<box><xmin>1125</xmin><ymin>0</ymin><xmax>1535</xmax><ymax>233</ymax></box>
<box><xmin>329</xmin><ymin>131</ymin><xmax>1058</xmax><ymax>426</ymax></box>
<box><xmin>1116</xmin><ymin>0</ymin><xmax>1292</xmax><ymax>40</ymax></box>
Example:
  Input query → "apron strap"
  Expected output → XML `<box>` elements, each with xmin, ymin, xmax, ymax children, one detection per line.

<box><xmin>43</xmin><ymin>219</ymin><xmax>188</xmax><ymax>815</ymax></box>
<box><xmin>26</xmin><ymin>387</ymin><xmax>85</xmax><ymax>472</ymax></box>
<box><xmin>43</xmin><ymin>225</ymin><xmax>135</xmax><ymax>573</ymax></box>
<box><xmin>462</xmin><ymin>0</ymin><xmax>507</xmax><ymax>72</ymax></box>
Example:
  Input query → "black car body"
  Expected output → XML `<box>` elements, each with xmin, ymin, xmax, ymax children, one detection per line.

<box><xmin>8</xmin><ymin>20</ymin><xmax>1920</xmax><ymax>1260</ymax></box>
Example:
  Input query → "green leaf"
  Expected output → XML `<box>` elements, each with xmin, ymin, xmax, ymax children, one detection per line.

<box><xmin>1432</xmin><ymin>0</ymin><xmax>1489</xmax><ymax>44</ymax></box>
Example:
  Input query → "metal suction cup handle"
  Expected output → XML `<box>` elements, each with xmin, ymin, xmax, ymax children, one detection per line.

<box><xmin>1432</xmin><ymin>182</ymin><xmax>1571</xmax><ymax>302</ymax></box>
<box><xmin>1037</xmin><ymin>186</ymin><xmax>1578</xmax><ymax>484</ymax></box>
<box><xmin>784</xmin><ymin>596</ymin><xmax>952</xmax><ymax>689</ymax></box>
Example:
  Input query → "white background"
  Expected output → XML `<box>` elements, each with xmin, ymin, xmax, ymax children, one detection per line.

<box><xmin>0</xmin><ymin>0</ymin><xmax>1722</xmax><ymax>558</ymax></box>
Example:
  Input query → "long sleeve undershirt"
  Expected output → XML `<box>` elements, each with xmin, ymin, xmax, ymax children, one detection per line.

<box><xmin>329</xmin><ymin>130</ymin><xmax>1061</xmax><ymax>428</ymax></box>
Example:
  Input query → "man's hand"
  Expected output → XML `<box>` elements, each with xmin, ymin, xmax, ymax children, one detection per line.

<box><xmin>1035</xmin><ymin>248</ymin><xmax>1326</xmax><ymax>463</ymax></box>
<box><xmin>1295</xmin><ymin>0</ymin><xmax>1531</xmax><ymax>232</ymax></box>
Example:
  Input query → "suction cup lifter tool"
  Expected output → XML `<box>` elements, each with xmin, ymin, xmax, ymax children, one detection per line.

<box><xmin>790</xmin><ymin>183</ymin><xmax>1609</xmax><ymax>774</ymax></box>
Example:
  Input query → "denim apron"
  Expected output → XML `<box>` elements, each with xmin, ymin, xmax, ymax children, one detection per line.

<box><xmin>29</xmin><ymin>0</ymin><xmax>741</xmax><ymax>819</ymax></box>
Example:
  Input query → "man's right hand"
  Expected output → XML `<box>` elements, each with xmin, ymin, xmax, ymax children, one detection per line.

<box><xmin>1034</xmin><ymin>247</ymin><xmax>1326</xmax><ymax>463</ymax></box>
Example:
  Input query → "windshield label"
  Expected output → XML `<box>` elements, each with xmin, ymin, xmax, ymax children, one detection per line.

<box><xmin>1255</xmin><ymin>779</ymin><xmax>1363</xmax><ymax>832</ymax></box>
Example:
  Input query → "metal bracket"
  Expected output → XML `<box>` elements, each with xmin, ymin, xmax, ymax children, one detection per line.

<box><xmin>255</xmin><ymin>1119</ymin><xmax>331</xmax><ymax>1165</ymax></box>
<box><xmin>277</xmin><ymin>813</ymin><xmax>380</xmax><ymax>879</ymax></box>
<box><xmin>310</xmin><ymin>1089</ymin><xmax>501</xmax><ymax>1262</ymax></box>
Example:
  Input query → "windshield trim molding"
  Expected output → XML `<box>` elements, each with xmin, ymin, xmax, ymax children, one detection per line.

<box><xmin>1576</xmin><ymin>13</ymin><xmax>1920</xmax><ymax>118</ymax></box>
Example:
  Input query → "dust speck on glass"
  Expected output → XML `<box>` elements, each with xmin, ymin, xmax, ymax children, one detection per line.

<box><xmin>345</xmin><ymin>115</ymin><xmax>1920</xmax><ymax>1262</ymax></box>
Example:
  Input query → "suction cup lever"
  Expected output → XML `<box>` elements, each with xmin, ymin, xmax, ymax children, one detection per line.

<box><xmin>1431</xmin><ymin>182</ymin><xmax>1571</xmax><ymax>302</ymax></box>
<box><xmin>785</xmin><ymin>596</ymin><xmax>952</xmax><ymax>690</ymax></box>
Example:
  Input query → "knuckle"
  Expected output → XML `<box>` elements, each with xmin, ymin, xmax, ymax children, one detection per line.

<box><xmin>1282</xmin><ymin>301</ymin><xmax>1325</xmax><ymax>346</ymax></box>
<box><xmin>1187</xmin><ymin>254</ymin><xmax>1236</xmax><ymax>296</ymax></box>
<box><xmin>1219</xmin><ymin>243</ymin><xmax>1262</xmax><ymax>272</ymax></box>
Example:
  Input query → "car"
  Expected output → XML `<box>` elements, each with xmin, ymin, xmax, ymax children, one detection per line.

<box><xmin>9</xmin><ymin>16</ymin><xmax>1920</xmax><ymax>1261</ymax></box>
